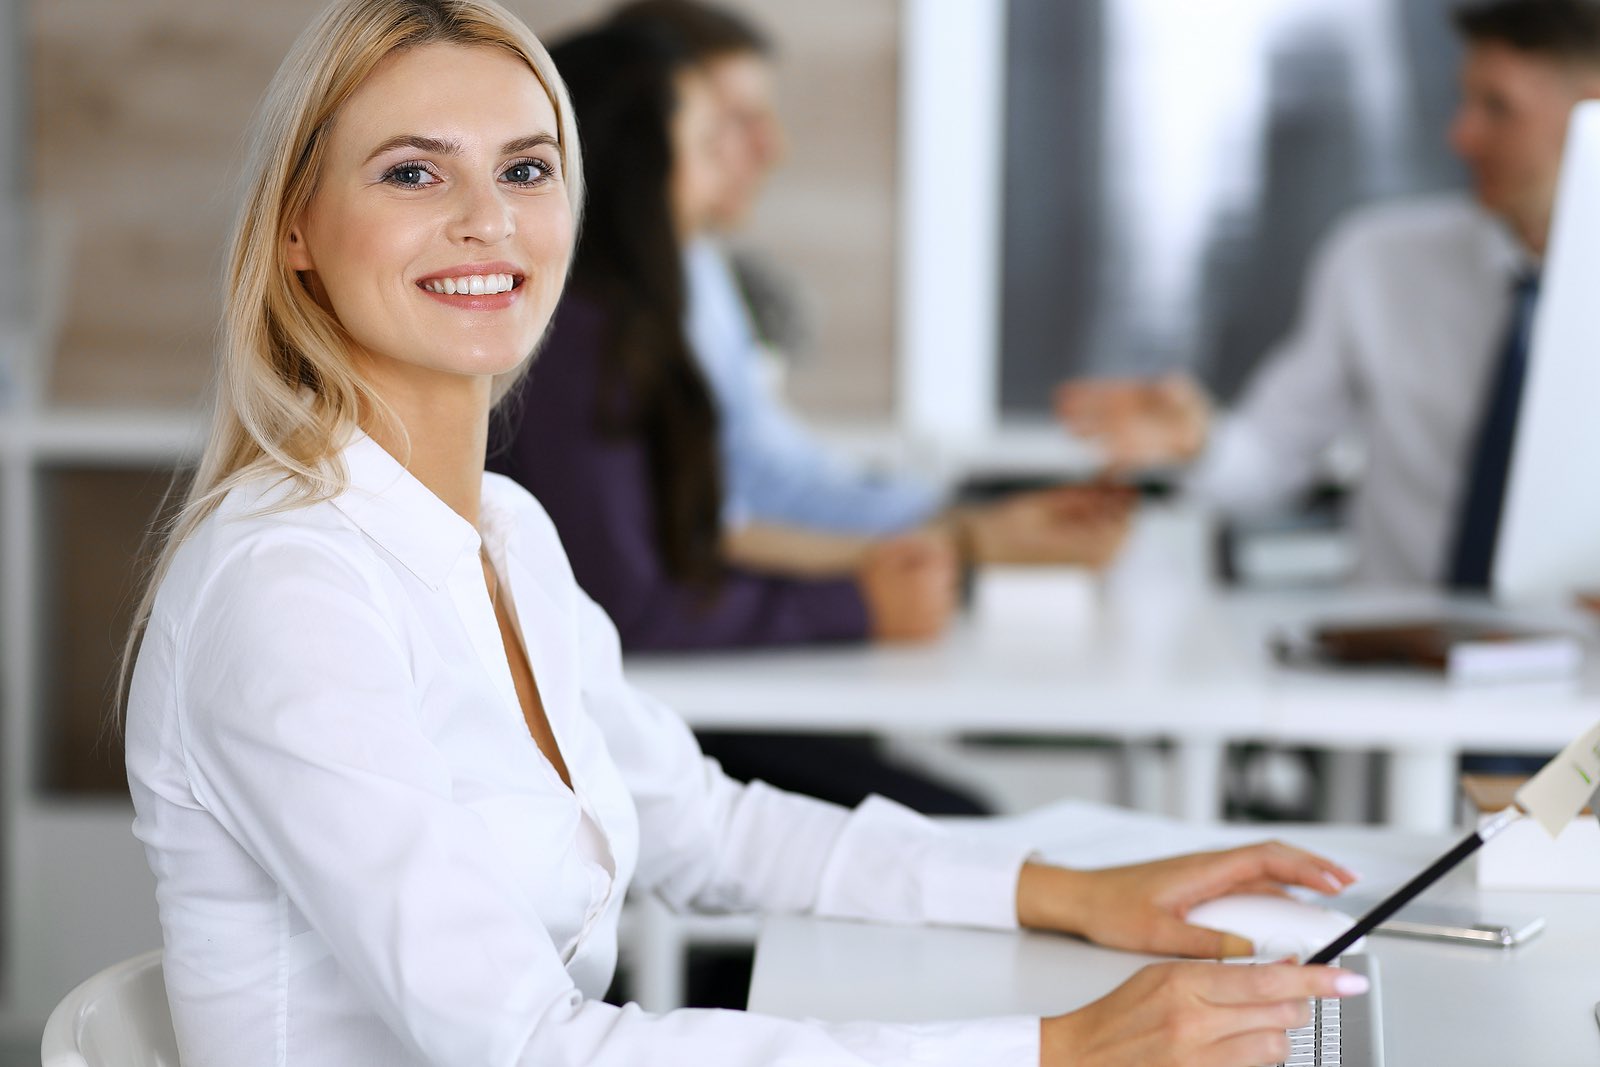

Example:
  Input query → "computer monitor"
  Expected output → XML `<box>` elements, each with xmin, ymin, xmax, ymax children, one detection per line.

<box><xmin>1493</xmin><ymin>100</ymin><xmax>1600</xmax><ymax>602</ymax></box>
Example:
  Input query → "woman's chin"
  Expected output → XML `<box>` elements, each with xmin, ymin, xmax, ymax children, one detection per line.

<box><xmin>354</xmin><ymin>345</ymin><xmax>535</xmax><ymax>388</ymax></box>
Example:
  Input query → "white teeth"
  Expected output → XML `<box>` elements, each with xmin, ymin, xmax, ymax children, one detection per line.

<box><xmin>422</xmin><ymin>272</ymin><xmax>518</xmax><ymax>296</ymax></box>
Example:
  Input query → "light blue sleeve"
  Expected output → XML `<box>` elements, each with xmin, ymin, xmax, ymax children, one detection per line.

<box><xmin>684</xmin><ymin>241</ymin><xmax>946</xmax><ymax>537</ymax></box>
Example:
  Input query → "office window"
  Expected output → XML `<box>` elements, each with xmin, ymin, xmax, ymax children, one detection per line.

<box><xmin>1000</xmin><ymin>0</ymin><xmax>1465</xmax><ymax>411</ymax></box>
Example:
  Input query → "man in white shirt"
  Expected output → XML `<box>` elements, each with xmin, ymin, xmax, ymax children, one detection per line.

<box><xmin>1058</xmin><ymin>0</ymin><xmax>1600</xmax><ymax>589</ymax></box>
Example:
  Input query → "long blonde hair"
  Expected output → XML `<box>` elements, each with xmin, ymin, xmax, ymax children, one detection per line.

<box><xmin>118</xmin><ymin>0</ymin><xmax>584</xmax><ymax>717</ymax></box>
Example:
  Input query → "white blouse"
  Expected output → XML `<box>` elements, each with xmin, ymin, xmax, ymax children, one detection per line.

<box><xmin>125</xmin><ymin>433</ymin><xmax>1040</xmax><ymax>1067</ymax></box>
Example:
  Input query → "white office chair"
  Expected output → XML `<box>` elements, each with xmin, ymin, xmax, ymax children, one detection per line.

<box><xmin>40</xmin><ymin>949</ymin><xmax>179</xmax><ymax>1067</ymax></box>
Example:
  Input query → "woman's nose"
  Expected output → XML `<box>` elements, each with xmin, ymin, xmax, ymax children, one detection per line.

<box><xmin>449</xmin><ymin>180</ymin><xmax>515</xmax><ymax>245</ymax></box>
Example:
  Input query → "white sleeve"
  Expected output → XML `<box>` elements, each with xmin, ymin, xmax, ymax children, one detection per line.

<box><xmin>1189</xmin><ymin>219</ymin><xmax>1367</xmax><ymax>516</ymax></box>
<box><xmin>179</xmin><ymin>536</ymin><xmax>1037</xmax><ymax>1067</ymax></box>
<box><xmin>1188</xmin><ymin>414</ymin><xmax>1315</xmax><ymax>517</ymax></box>
<box><xmin>575</xmin><ymin>590</ymin><xmax>1033</xmax><ymax>930</ymax></box>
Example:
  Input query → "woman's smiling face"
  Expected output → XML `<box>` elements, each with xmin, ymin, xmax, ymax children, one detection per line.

<box><xmin>286</xmin><ymin>42</ymin><xmax>574</xmax><ymax>389</ymax></box>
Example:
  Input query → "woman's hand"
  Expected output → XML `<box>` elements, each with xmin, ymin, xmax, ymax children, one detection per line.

<box><xmin>857</xmin><ymin>531</ymin><xmax>958</xmax><ymax>643</ymax></box>
<box><xmin>961</xmin><ymin>485</ymin><xmax>1136</xmax><ymax>568</ymax></box>
<box><xmin>1039</xmin><ymin>958</ymin><xmax>1369</xmax><ymax>1067</ymax></box>
<box><xmin>1015</xmin><ymin>844</ymin><xmax>1358</xmax><ymax>958</ymax></box>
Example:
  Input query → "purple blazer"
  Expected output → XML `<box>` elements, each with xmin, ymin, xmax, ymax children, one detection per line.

<box><xmin>489</xmin><ymin>295</ymin><xmax>870</xmax><ymax>652</ymax></box>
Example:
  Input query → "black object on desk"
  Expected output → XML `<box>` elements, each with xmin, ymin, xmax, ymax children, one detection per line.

<box><xmin>1307</xmin><ymin>808</ymin><xmax>1522</xmax><ymax>966</ymax></box>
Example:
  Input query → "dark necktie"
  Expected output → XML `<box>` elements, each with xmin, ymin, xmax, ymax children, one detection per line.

<box><xmin>1447</xmin><ymin>272</ymin><xmax>1541</xmax><ymax>590</ymax></box>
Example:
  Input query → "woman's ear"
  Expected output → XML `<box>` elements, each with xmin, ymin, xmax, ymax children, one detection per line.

<box><xmin>285</xmin><ymin>224</ymin><xmax>315</xmax><ymax>272</ymax></box>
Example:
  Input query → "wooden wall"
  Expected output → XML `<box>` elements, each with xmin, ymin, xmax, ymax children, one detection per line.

<box><xmin>28</xmin><ymin>0</ymin><xmax>900</xmax><ymax>415</ymax></box>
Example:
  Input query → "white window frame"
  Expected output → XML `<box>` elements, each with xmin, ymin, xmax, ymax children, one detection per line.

<box><xmin>896</xmin><ymin>0</ymin><xmax>1009</xmax><ymax>447</ymax></box>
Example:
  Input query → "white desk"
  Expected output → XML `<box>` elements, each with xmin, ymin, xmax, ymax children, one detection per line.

<box><xmin>747</xmin><ymin>803</ymin><xmax>1600</xmax><ymax>1065</ymax></box>
<box><xmin>626</xmin><ymin>509</ymin><xmax>1600</xmax><ymax>832</ymax></box>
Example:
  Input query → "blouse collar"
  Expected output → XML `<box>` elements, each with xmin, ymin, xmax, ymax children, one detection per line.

<box><xmin>330</xmin><ymin>432</ymin><xmax>484</xmax><ymax>591</ymax></box>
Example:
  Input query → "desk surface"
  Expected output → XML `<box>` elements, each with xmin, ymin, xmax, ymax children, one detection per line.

<box><xmin>626</xmin><ymin>509</ymin><xmax>1600</xmax><ymax>751</ymax></box>
<box><xmin>748</xmin><ymin>804</ymin><xmax>1600</xmax><ymax>1066</ymax></box>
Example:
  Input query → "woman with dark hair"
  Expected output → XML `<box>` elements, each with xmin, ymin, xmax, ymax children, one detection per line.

<box><xmin>488</xmin><ymin>24</ymin><xmax>983</xmax><ymax>815</ymax></box>
<box><xmin>490</xmin><ymin>25</ymin><xmax>954</xmax><ymax>655</ymax></box>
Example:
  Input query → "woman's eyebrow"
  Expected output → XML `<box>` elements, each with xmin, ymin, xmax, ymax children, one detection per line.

<box><xmin>363</xmin><ymin>132</ymin><xmax>558</xmax><ymax>164</ymax></box>
<box><xmin>363</xmin><ymin>134</ymin><xmax>461</xmax><ymax>164</ymax></box>
<box><xmin>500</xmin><ymin>133</ymin><xmax>560</xmax><ymax>154</ymax></box>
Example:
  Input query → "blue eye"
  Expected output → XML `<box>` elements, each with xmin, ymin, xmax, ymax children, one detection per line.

<box><xmin>382</xmin><ymin>162</ymin><xmax>439</xmax><ymax>188</ymax></box>
<box><xmin>502</xmin><ymin>159</ymin><xmax>552</xmax><ymax>186</ymax></box>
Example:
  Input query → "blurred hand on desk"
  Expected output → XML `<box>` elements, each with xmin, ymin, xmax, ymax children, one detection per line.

<box><xmin>720</xmin><ymin>489</ymin><xmax>1132</xmax><ymax>588</ymax></box>
<box><xmin>1055</xmin><ymin>373</ymin><xmax>1212</xmax><ymax>472</ymax></box>
<box><xmin>958</xmin><ymin>485</ymin><xmax>1135</xmax><ymax>568</ymax></box>
<box><xmin>857</xmin><ymin>531</ymin><xmax>959</xmax><ymax>643</ymax></box>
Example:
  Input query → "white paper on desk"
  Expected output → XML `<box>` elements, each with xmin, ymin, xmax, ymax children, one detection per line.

<box><xmin>1516</xmin><ymin>719</ymin><xmax>1600</xmax><ymax>838</ymax></box>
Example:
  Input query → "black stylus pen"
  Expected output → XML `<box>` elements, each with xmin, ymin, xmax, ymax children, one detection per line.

<box><xmin>1306</xmin><ymin>807</ymin><xmax>1523</xmax><ymax>965</ymax></box>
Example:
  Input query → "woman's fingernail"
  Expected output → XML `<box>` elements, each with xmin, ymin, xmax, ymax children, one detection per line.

<box><xmin>1219</xmin><ymin>934</ymin><xmax>1256</xmax><ymax>958</ymax></box>
<box><xmin>1334</xmin><ymin>972</ymin><xmax>1371</xmax><ymax>996</ymax></box>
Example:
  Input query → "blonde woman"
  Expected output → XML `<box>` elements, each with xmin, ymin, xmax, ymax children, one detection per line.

<box><xmin>123</xmin><ymin>1</ymin><xmax>1367</xmax><ymax>1064</ymax></box>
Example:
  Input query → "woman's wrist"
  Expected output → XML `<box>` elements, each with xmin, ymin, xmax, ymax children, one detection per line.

<box><xmin>927</xmin><ymin>510</ymin><xmax>982</xmax><ymax>604</ymax></box>
<box><xmin>1039</xmin><ymin>1014</ymin><xmax>1074</xmax><ymax>1067</ymax></box>
<box><xmin>1015</xmin><ymin>861</ymin><xmax>1096</xmax><ymax>936</ymax></box>
<box><xmin>933</xmin><ymin>508</ymin><xmax>982</xmax><ymax>568</ymax></box>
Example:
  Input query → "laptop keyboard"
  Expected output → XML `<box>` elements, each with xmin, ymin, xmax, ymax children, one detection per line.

<box><xmin>1277</xmin><ymin>955</ymin><xmax>1383</xmax><ymax>1067</ymax></box>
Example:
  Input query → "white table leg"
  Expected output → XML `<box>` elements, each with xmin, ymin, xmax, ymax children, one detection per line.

<box><xmin>627</xmin><ymin>894</ymin><xmax>687</xmax><ymax>1012</ymax></box>
<box><xmin>1119</xmin><ymin>741</ymin><xmax>1168</xmax><ymax>813</ymax></box>
<box><xmin>1174</xmin><ymin>738</ymin><xmax>1226</xmax><ymax>823</ymax></box>
<box><xmin>1323</xmin><ymin>750</ymin><xmax>1373</xmax><ymax>824</ymax></box>
<box><xmin>1383</xmin><ymin>749</ymin><xmax>1458</xmax><ymax>832</ymax></box>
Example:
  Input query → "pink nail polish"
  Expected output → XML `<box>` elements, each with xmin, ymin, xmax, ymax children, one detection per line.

<box><xmin>1334</xmin><ymin>973</ymin><xmax>1371</xmax><ymax>996</ymax></box>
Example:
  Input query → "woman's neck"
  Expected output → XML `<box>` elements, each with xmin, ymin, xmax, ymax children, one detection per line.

<box><xmin>361</xmin><ymin>362</ymin><xmax>494</xmax><ymax>529</ymax></box>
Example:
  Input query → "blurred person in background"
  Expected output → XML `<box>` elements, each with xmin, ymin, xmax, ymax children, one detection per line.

<box><xmin>1058</xmin><ymin>0</ymin><xmax>1600</xmax><ymax>591</ymax></box>
<box><xmin>608</xmin><ymin>0</ymin><xmax>1135</xmax><ymax>579</ymax></box>
<box><xmin>489</xmin><ymin>23</ymin><xmax>948</xmax><ymax>656</ymax></box>
<box><xmin>488</xmin><ymin>24</ymin><xmax>989</xmax><ymax>816</ymax></box>
<box><xmin>491</xmin><ymin>11</ymin><xmax>1141</xmax><ymax>813</ymax></box>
